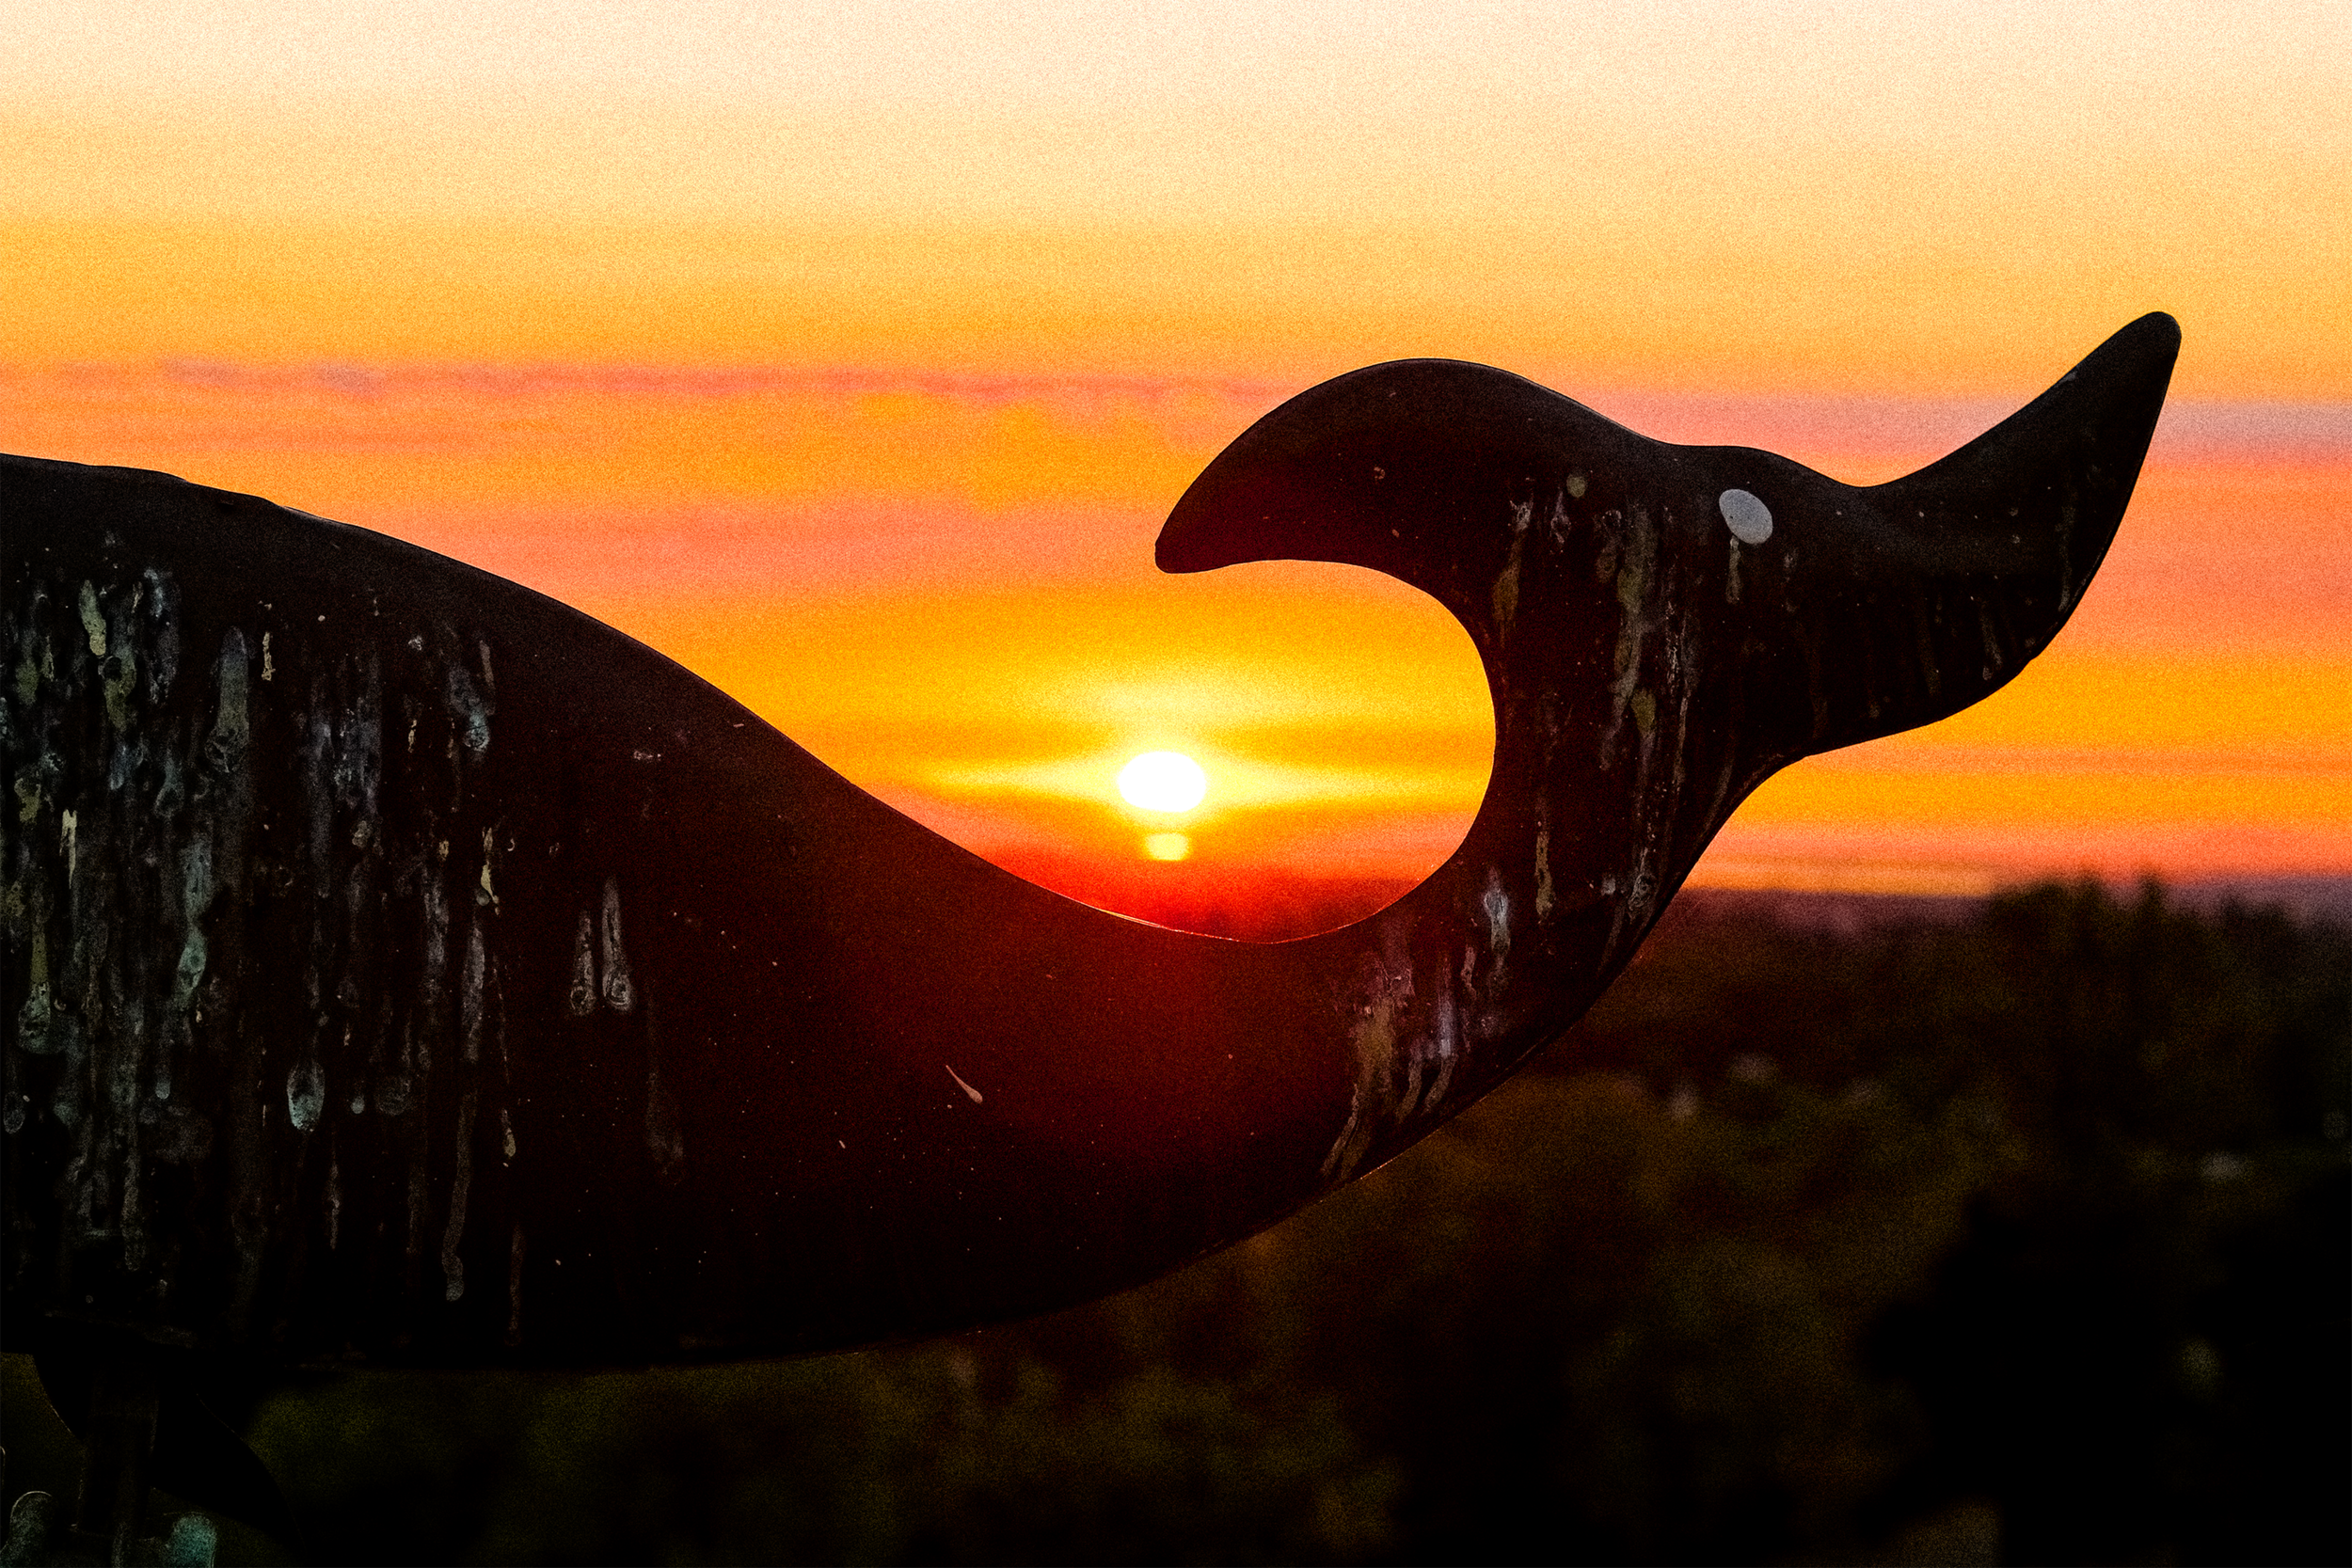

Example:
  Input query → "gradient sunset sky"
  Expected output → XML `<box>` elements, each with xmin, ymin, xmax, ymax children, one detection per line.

<box><xmin>7</xmin><ymin>1</ymin><xmax>2346</xmax><ymax>910</ymax></box>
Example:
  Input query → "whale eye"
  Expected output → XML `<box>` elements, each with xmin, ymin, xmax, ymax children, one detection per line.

<box><xmin>1719</xmin><ymin>489</ymin><xmax>1772</xmax><ymax>545</ymax></box>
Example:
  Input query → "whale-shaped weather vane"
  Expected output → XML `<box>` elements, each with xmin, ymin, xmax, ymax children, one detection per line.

<box><xmin>2</xmin><ymin>313</ymin><xmax>2176</xmax><ymax>1555</ymax></box>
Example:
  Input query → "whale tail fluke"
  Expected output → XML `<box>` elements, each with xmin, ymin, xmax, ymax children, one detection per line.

<box><xmin>1157</xmin><ymin>314</ymin><xmax>2181</xmax><ymax>768</ymax></box>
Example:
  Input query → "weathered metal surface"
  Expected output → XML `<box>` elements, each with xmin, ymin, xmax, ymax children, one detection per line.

<box><xmin>2</xmin><ymin>313</ymin><xmax>2177</xmax><ymax>1380</ymax></box>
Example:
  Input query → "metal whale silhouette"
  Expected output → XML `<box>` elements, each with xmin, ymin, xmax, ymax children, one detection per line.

<box><xmin>3</xmin><ymin>314</ymin><xmax>2176</xmax><ymax>1385</ymax></box>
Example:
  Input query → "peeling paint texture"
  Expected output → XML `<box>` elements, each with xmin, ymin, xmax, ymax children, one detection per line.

<box><xmin>3</xmin><ymin>314</ymin><xmax>2176</xmax><ymax>1371</ymax></box>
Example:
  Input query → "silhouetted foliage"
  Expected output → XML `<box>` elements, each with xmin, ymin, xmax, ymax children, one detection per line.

<box><xmin>5</xmin><ymin>880</ymin><xmax>2344</xmax><ymax>1563</ymax></box>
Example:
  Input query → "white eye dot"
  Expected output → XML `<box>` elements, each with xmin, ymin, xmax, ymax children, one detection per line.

<box><xmin>1719</xmin><ymin>488</ymin><xmax>1773</xmax><ymax>545</ymax></box>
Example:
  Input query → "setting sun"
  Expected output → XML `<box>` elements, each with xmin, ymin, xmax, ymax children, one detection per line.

<box><xmin>1117</xmin><ymin>752</ymin><xmax>1208</xmax><ymax>815</ymax></box>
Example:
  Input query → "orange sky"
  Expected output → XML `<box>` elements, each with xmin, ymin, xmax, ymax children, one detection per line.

<box><xmin>6</xmin><ymin>1</ymin><xmax>2347</xmax><ymax>905</ymax></box>
<box><xmin>8</xmin><ymin>362</ymin><xmax>2343</xmax><ymax>901</ymax></box>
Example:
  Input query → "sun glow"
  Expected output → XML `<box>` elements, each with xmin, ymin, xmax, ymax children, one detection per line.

<box><xmin>1143</xmin><ymin>832</ymin><xmax>1193</xmax><ymax>862</ymax></box>
<box><xmin>1118</xmin><ymin>752</ymin><xmax>1208</xmax><ymax>815</ymax></box>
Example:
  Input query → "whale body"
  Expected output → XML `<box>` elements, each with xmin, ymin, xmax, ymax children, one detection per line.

<box><xmin>2</xmin><ymin>315</ymin><xmax>2177</xmax><ymax>1388</ymax></box>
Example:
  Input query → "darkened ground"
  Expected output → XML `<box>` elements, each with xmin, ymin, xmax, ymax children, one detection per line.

<box><xmin>6</xmin><ymin>879</ymin><xmax>2346</xmax><ymax>1564</ymax></box>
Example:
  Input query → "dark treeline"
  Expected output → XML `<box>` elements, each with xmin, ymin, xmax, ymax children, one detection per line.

<box><xmin>5</xmin><ymin>879</ymin><xmax>2346</xmax><ymax>1563</ymax></box>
